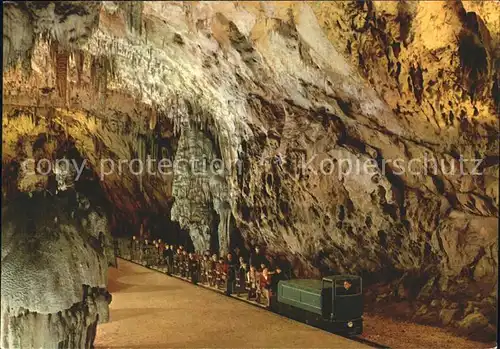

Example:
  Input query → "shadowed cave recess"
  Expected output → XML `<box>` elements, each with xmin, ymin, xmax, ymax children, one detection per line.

<box><xmin>1</xmin><ymin>1</ymin><xmax>498</xmax><ymax>347</ymax></box>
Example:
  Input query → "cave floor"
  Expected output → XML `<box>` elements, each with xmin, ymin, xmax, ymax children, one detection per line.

<box><xmin>361</xmin><ymin>313</ymin><xmax>494</xmax><ymax>349</ymax></box>
<box><xmin>95</xmin><ymin>258</ymin><xmax>368</xmax><ymax>348</ymax></box>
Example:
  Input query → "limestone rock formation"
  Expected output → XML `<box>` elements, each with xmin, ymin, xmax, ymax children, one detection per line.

<box><xmin>2</xmin><ymin>0</ymin><xmax>498</xmax><ymax>341</ymax></box>
<box><xmin>1</xmin><ymin>192</ymin><xmax>112</xmax><ymax>348</ymax></box>
<box><xmin>171</xmin><ymin>122</ymin><xmax>232</xmax><ymax>253</ymax></box>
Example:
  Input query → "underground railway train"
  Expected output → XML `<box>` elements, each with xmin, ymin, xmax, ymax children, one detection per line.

<box><xmin>274</xmin><ymin>276</ymin><xmax>363</xmax><ymax>336</ymax></box>
<box><xmin>123</xmin><ymin>251</ymin><xmax>363</xmax><ymax>337</ymax></box>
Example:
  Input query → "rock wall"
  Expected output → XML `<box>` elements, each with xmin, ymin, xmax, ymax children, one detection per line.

<box><xmin>1</xmin><ymin>192</ymin><xmax>112</xmax><ymax>348</ymax></box>
<box><xmin>2</xmin><ymin>0</ymin><xmax>498</xmax><ymax>340</ymax></box>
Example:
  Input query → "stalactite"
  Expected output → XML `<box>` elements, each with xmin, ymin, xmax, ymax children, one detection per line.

<box><xmin>149</xmin><ymin>106</ymin><xmax>157</xmax><ymax>131</ymax></box>
<box><xmin>137</xmin><ymin>135</ymin><xmax>146</xmax><ymax>192</ymax></box>
<box><xmin>148</xmin><ymin>131</ymin><xmax>157</xmax><ymax>161</ymax></box>
<box><xmin>125</xmin><ymin>2</ymin><xmax>144</xmax><ymax>35</ymax></box>
<box><xmin>20</xmin><ymin>49</ymin><xmax>32</xmax><ymax>77</ymax></box>
<box><xmin>89</xmin><ymin>55</ymin><xmax>114</xmax><ymax>96</ymax></box>
<box><xmin>47</xmin><ymin>108</ymin><xmax>55</xmax><ymax>143</ymax></box>
<box><xmin>3</xmin><ymin>35</ymin><xmax>12</xmax><ymax>69</ymax></box>
<box><xmin>94</xmin><ymin>135</ymin><xmax>101</xmax><ymax>158</ymax></box>
<box><xmin>49</xmin><ymin>37</ymin><xmax>57</xmax><ymax>67</ymax></box>
<box><xmin>102</xmin><ymin>57</ymin><xmax>109</xmax><ymax>92</ymax></box>
<box><xmin>226</xmin><ymin>210</ymin><xmax>231</xmax><ymax>252</ymax></box>
<box><xmin>53</xmin><ymin>45</ymin><xmax>69</xmax><ymax>103</ymax></box>
<box><xmin>110</xmin><ymin>56</ymin><xmax>117</xmax><ymax>80</ymax></box>
<box><xmin>90</xmin><ymin>56</ymin><xmax>98</xmax><ymax>92</ymax></box>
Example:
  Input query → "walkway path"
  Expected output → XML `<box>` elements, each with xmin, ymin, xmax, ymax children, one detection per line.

<box><xmin>95</xmin><ymin>258</ymin><xmax>368</xmax><ymax>348</ymax></box>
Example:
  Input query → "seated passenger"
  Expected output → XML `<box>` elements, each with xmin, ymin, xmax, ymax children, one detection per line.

<box><xmin>188</xmin><ymin>253</ymin><xmax>199</xmax><ymax>284</ymax></box>
<box><xmin>246</xmin><ymin>265</ymin><xmax>258</xmax><ymax>300</ymax></box>
<box><xmin>225</xmin><ymin>253</ymin><xmax>237</xmax><ymax>296</ymax></box>
<box><xmin>200</xmin><ymin>255</ymin><xmax>209</xmax><ymax>284</ymax></box>
<box><xmin>182</xmin><ymin>250</ymin><xmax>189</xmax><ymax>277</ymax></box>
<box><xmin>260</xmin><ymin>263</ymin><xmax>267</xmax><ymax>272</ymax></box>
<box><xmin>141</xmin><ymin>240</ymin><xmax>149</xmax><ymax>262</ymax></box>
<box><xmin>157</xmin><ymin>241</ymin><xmax>165</xmax><ymax>262</ymax></box>
<box><xmin>214</xmin><ymin>257</ymin><xmax>224</xmax><ymax>288</ymax></box>
<box><xmin>163</xmin><ymin>246</ymin><xmax>171</xmax><ymax>274</ymax></box>
<box><xmin>219</xmin><ymin>257</ymin><xmax>227</xmax><ymax>285</ymax></box>
<box><xmin>209</xmin><ymin>254</ymin><xmax>218</xmax><ymax>287</ymax></box>
<box><xmin>236</xmin><ymin>261</ymin><xmax>248</xmax><ymax>295</ymax></box>
<box><xmin>154</xmin><ymin>243</ymin><xmax>160</xmax><ymax>264</ymax></box>
<box><xmin>259</xmin><ymin>267</ymin><xmax>272</xmax><ymax>307</ymax></box>
<box><xmin>174</xmin><ymin>248</ymin><xmax>182</xmax><ymax>274</ymax></box>
<box><xmin>240</xmin><ymin>262</ymin><xmax>248</xmax><ymax>275</ymax></box>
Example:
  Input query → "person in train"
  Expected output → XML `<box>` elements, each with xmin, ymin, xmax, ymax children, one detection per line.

<box><xmin>209</xmin><ymin>254</ymin><xmax>218</xmax><ymax>287</ymax></box>
<box><xmin>216</xmin><ymin>257</ymin><xmax>226</xmax><ymax>288</ymax></box>
<box><xmin>259</xmin><ymin>267</ymin><xmax>272</xmax><ymax>307</ymax></box>
<box><xmin>200</xmin><ymin>254</ymin><xmax>210</xmax><ymax>284</ymax></box>
<box><xmin>181</xmin><ymin>250</ymin><xmax>189</xmax><ymax>277</ymax></box>
<box><xmin>270</xmin><ymin>265</ymin><xmax>287</xmax><ymax>294</ymax></box>
<box><xmin>225</xmin><ymin>253</ymin><xmax>237</xmax><ymax>296</ymax></box>
<box><xmin>246</xmin><ymin>265</ymin><xmax>258</xmax><ymax>300</ymax></box>
<box><xmin>188</xmin><ymin>253</ymin><xmax>199</xmax><ymax>285</ymax></box>
<box><xmin>236</xmin><ymin>260</ymin><xmax>248</xmax><ymax>296</ymax></box>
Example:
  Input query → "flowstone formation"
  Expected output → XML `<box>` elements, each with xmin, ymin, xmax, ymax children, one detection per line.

<box><xmin>171</xmin><ymin>121</ymin><xmax>232</xmax><ymax>254</ymax></box>
<box><xmin>1</xmin><ymin>116</ymin><xmax>114</xmax><ymax>346</ymax></box>
<box><xmin>2</xmin><ymin>1</ymin><xmax>498</xmax><ymax>340</ymax></box>
<box><xmin>1</xmin><ymin>192</ymin><xmax>113</xmax><ymax>348</ymax></box>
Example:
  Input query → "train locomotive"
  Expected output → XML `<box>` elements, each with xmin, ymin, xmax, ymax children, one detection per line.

<box><xmin>271</xmin><ymin>275</ymin><xmax>363</xmax><ymax>336</ymax></box>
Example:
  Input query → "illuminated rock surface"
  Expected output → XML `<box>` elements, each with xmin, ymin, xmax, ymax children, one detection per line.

<box><xmin>2</xmin><ymin>1</ymin><xmax>498</xmax><ymax>345</ymax></box>
<box><xmin>1</xmin><ymin>193</ymin><xmax>113</xmax><ymax>348</ymax></box>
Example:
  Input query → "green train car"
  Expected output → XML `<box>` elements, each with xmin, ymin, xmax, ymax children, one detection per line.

<box><xmin>273</xmin><ymin>275</ymin><xmax>363</xmax><ymax>336</ymax></box>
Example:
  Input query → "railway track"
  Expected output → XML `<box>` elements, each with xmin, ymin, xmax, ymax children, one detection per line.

<box><xmin>349</xmin><ymin>336</ymin><xmax>390</xmax><ymax>349</ymax></box>
<box><xmin>119</xmin><ymin>257</ymin><xmax>391</xmax><ymax>348</ymax></box>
